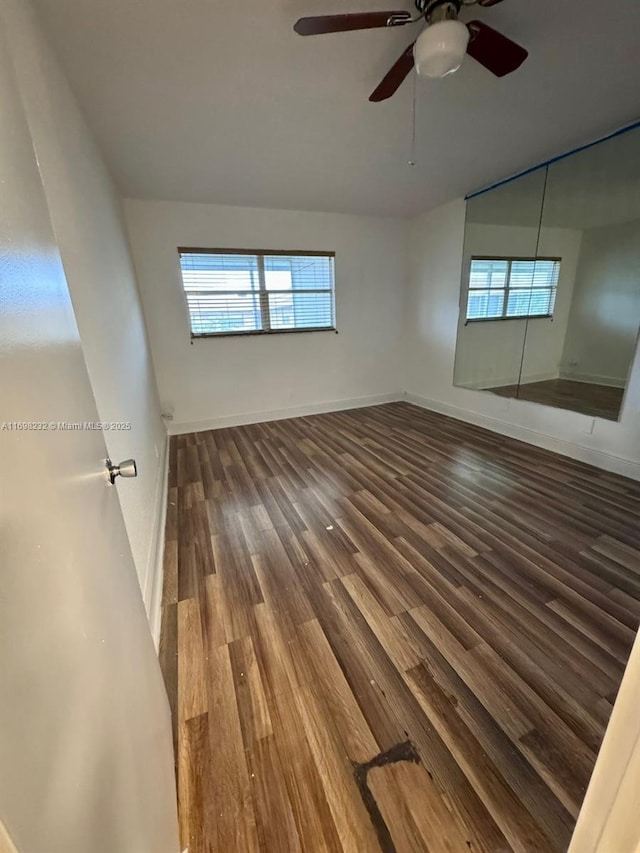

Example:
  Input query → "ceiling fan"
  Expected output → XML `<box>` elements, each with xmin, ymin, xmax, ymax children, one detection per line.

<box><xmin>294</xmin><ymin>0</ymin><xmax>528</xmax><ymax>102</ymax></box>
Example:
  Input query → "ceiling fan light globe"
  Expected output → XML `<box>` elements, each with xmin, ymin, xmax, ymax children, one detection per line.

<box><xmin>414</xmin><ymin>19</ymin><xmax>470</xmax><ymax>78</ymax></box>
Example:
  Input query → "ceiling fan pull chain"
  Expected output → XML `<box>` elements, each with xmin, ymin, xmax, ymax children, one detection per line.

<box><xmin>409</xmin><ymin>73</ymin><xmax>417</xmax><ymax>166</ymax></box>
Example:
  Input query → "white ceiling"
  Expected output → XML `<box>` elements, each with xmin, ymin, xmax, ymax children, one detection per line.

<box><xmin>32</xmin><ymin>0</ymin><xmax>640</xmax><ymax>217</ymax></box>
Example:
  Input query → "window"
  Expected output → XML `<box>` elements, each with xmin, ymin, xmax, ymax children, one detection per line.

<box><xmin>178</xmin><ymin>248</ymin><xmax>336</xmax><ymax>337</ymax></box>
<box><xmin>466</xmin><ymin>257</ymin><xmax>561</xmax><ymax>322</ymax></box>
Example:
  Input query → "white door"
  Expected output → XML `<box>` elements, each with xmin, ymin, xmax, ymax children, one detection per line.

<box><xmin>0</xmin><ymin>19</ymin><xmax>178</xmax><ymax>853</ymax></box>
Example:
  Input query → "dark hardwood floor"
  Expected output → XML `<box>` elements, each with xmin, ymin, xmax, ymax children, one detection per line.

<box><xmin>488</xmin><ymin>379</ymin><xmax>625</xmax><ymax>421</ymax></box>
<box><xmin>159</xmin><ymin>402</ymin><xmax>640</xmax><ymax>853</ymax></box>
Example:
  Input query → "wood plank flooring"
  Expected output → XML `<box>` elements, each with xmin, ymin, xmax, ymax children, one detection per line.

<box><xmin>159</xmin><ymin>402</ymin><xmax>640</xmax><ymax>853</ymax></box>
<box><xmin>488</xmin><ymin>379</ymin><xmax>625</xmax><ymax>421</ymax></box>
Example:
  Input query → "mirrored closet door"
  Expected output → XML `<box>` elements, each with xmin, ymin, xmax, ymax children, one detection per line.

<box><xmin>454</xmin><ymin>123</ymin><xmax>640</xmax><ymax>421</ymax></box>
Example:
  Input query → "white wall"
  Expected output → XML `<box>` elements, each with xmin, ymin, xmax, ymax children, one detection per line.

<box><xmin>4</xmin><ymin>0</ymin><xmax>167</xmax><ymax>624</ymax></box>
<box><xmin>124</xmin><ymin>199</ymin><xmax>407</xmax><ymax>431</ymax></box>
<box><xmin>561</xmin><ymin>218</ymin><xmax>640</xmax><ymax>387</ymax></box>
<box><xmin>404</xmin><ymin>199</ymin><xmax>640</xmax><ymax>479</ymax></box>
<box><xmin>455</xmin><ymin>223</ymin><xmax>582</xmax><ymax>388</ymax></box>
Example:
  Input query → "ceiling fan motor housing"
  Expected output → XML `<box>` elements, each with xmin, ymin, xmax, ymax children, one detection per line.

<box><xmin>415</xmin><ymin>0</ymin><xmax>462</xmax><ymax>21</ymax></box>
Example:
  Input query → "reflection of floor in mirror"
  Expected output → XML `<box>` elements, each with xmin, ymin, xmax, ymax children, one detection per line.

<box><xmin>489</xmin><ymin>379</ymin><xmax>625</xmax><ymax>420</ymax></box>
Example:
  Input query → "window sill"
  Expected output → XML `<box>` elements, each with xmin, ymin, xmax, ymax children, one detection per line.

<box><xmin>191</xmin><ymin>326</ymin><xmax>337</xmax><ymax>340</ymax></box>
<box><xmin>465</xmin><ymin>314</ymin><xmax>553</xmax><ymax>325</ymax></box>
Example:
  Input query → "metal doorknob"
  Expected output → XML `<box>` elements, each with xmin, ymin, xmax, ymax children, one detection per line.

<box><xmin>105</xmin><ymin>458</ymin><xmax>137</xmax><ymax>485</ymax></box>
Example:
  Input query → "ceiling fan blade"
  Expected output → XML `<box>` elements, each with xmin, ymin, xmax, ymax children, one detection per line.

<box><xmin>466</xmin><ymin>20</ymin><xmax>528</xmax><ymax>77</ymax></box>
<box><xmin>294</xmin><ymin>11</ymin><xmax>412</xmax><ymax>36</ymax></box>
<box><xmin>369</xmin><ymin>42</ymin><xmax>415</xmax><ymax>102</ymax></box>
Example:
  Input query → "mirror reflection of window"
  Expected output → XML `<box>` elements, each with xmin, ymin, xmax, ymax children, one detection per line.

<box><xmin>466</xmin><ymin>258</ymin><xmax>560</xmax><ymax>321</ymax></box>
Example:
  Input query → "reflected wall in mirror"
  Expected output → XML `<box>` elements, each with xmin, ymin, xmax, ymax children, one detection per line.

<box><xmin>454</xmin><ymin>168</ymin><xmax>547</xmax><ymax>399</ymax></box>
<box><xmin>454</xmin><ymin>123</ymin><xmax>640</xmax><ymax>421</ymax></box>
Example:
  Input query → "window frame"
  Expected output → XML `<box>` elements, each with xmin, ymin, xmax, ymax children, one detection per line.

<box><xmin>465</xmin><ymin>255</ymin><xmax>561</xmax><ymax>324</ymax></box>
<box><xmin>177</xmin><ymin>246</ymin><xmax>337</xmax><ymax>339</ymax></box>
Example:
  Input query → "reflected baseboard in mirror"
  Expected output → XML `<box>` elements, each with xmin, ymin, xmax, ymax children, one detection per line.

<box><xmin>488</xmin><ymin>378</ymin><xmax>625</xmax><ymax>421</ymax></box>
<box><xmin>454</xmin><ymin>120</ymin><xmax>640</xmax><ymax>422</ymax></box>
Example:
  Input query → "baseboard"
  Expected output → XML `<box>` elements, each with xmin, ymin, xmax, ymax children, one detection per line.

<box><xmin>168</xmin><ymin>392</ymin><xmax>404</xmax><ymax>435</ymax></box>
<box><xmin>519</xmin><ymin>371</ymin><xmax>561</xmax><ymax>386</ymax></box>
<box><xmin>559</xmin><ymin>370</ymin><xmax>627</xmax><ymax>389</ymax></box>
<box><xmin>461</xmin><ymin>376</ymin><xmax>520</xmax><ymax>391</ymax></box>
<box><xmin>404</xmin><ymin>392</ymin><xmax>640</xmax><ymax>480</ymax></box>
<box><xmin>464</xmin><ymin>371</ymin><xmax>559</xmax><ymax>391</ymax></box>
<box><xmin>144</xmin><ymin>435</ymin><xmax>170</xmax><ymax>650</ymax></box>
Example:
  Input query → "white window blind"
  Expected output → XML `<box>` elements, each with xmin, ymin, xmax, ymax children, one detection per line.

<box><xmin>466</xmin><ymin>257</ymin><xmax>560</xmax><ymax>322</ymax></box>
<box><xmin>178</xmin><ymin>249</ymin><xmax>336</xmax><ymax>337</ymax></box>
